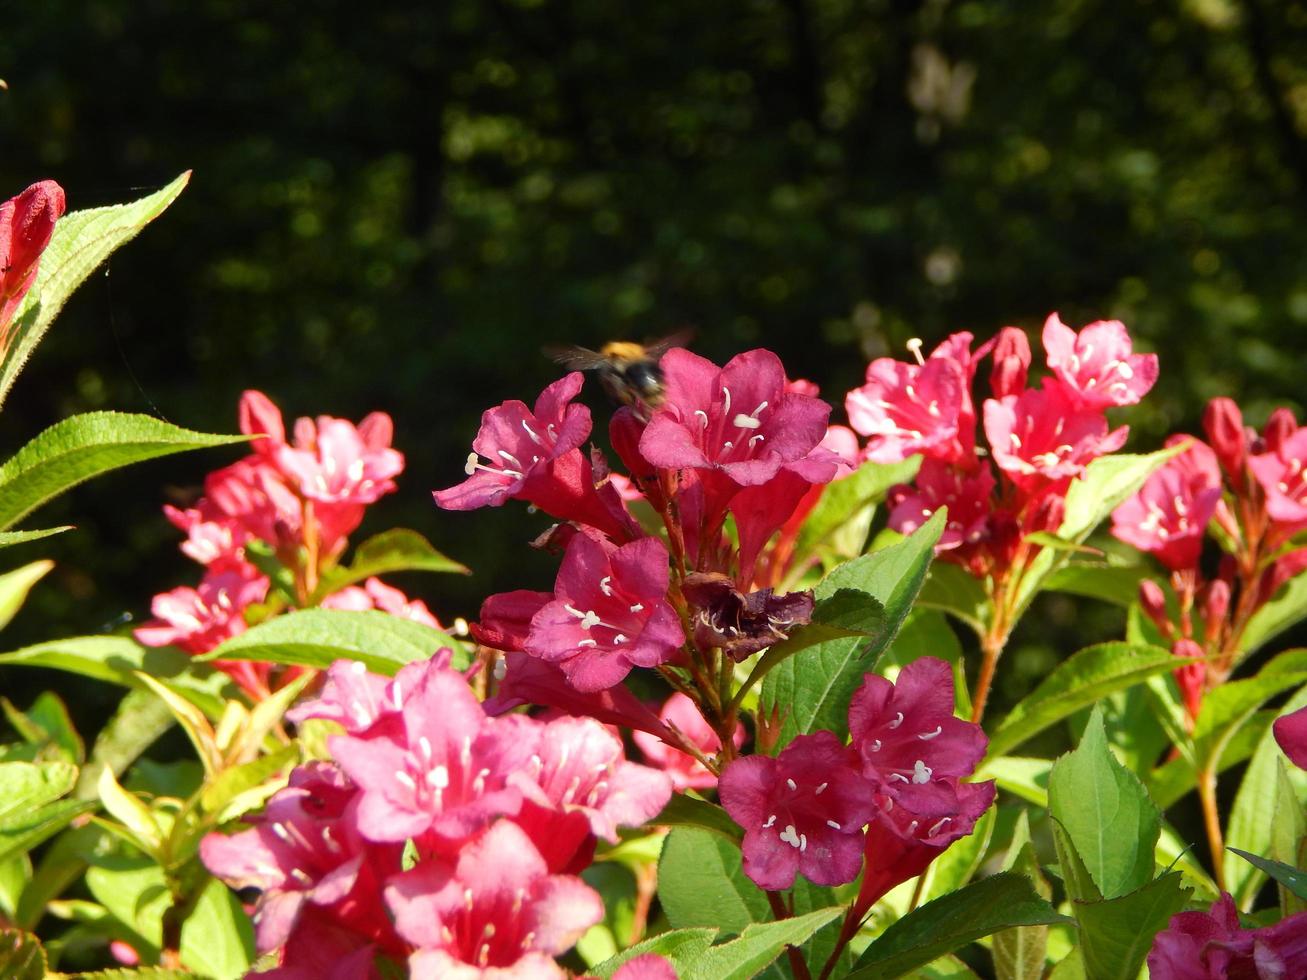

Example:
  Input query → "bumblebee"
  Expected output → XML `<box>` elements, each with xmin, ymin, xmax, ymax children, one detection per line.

<box><xmin>546</xmin><ymin>332</ymin><xmax>690</xmax><ymax>414</ymax></box>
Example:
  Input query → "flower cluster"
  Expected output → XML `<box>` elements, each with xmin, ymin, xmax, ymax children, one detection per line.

<box><xmin>1113</xmin><ymin>399</ymin><xmax>1307</xmax><ymax>718</ymax></box>
<box><xmin>135</xmin><ymin>390</ymin><xmax>411</xmax><ymax>698</ymax></box>
<box><xmin>202</xmin><ymin>656</ymin><xmax>672</xmax><ymax>978</ymax></box>
<box><xmin>847</xmin><ymin>315</ymin><xmax>1155</xmax><ymax>580</ymax></box>
<box><xmin>0</xmin><ymin>179</ymin><xmax>65</xmax><ymax>357</ymax></box>
<box><xmin>1148</xmin><ymin>892</ymin><xmax>1307</xmax><ymax>979</ymax></box>
<box><xmin>719</xmin><ymin>658</ymin><xmax>993</xmax><ymax>900</ymax></box>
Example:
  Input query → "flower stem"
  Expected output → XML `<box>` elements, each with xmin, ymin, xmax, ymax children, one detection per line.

<box><xmin>766</xmin><ymin>891</ymin><xmax>813</xmax><ymax>980</ymax></box>
<box><xmin>1198</xmin><ymin>767</ymin><xmax>1227</xmax><ymax>892</ymax></box>
<box><xmin>971</xmin><ymin>629</ymin><xmax>1005</xmax><ymax>725</ymax></box>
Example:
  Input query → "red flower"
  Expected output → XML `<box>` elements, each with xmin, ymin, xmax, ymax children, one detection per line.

<box><xmin>984</xmin><ymin>381</ymin><xmax>1127</xmax><ymax>490</ymax></box>
<box><xmin>1274</xmin><ymin>704</ymin><xmax>1307</xmax><ymax>771</ymax></box>
<box><xmin>134</xmin><ymin>565</ymin><xmax>268</xmax><ymax>655</ymax></box>
<box><xmin>846</xmin><ymin>346</ymin><xmax>971</xmax><ymax>466</ymax></box>
<box><xmin>0</xmin><ymin>180</ymin><xmax>65</xmax><ymax>334</ymax></box>
<box><xmin>888</xmin><ymin>458</ymin><xmax>995</xmax><ymax>553</ymax></box>
<box><xmin>718</xmin><ymin>731</ymin><xmax>875</xmax><ymax>891</ymax></box>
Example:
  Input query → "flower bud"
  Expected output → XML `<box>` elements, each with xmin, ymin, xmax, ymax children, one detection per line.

<box><xmin>1202</xmin><ymin>397</ymin><xmax>1246</xmax><ymax>487</ymax></box>
<box><xmin>988</xmin><ymin>326</ymin><xmax>1031</xmax><ymax>399</ymax></box>
<box><xmin>0</xmin><ymin>180</ymin><xmax>66</xmax><ymax>330</ymax></box>
<box><xmin>1263</xmin><ymin>407</ymin><xmax>1298</xmax><ymax>455</ymax></box>
<box><xmin>1202</xmin><ymin>579</ymin><xmax>1230</xmax><ymax>645</ymax></box>
<box><xmin>1138</xmin><ymin>579</ymin><xmax>1173</xmax><ymax>639</ymax></box>
<box><xmin>1171</xmin><ymin>638</ymin><xmax>1206</xmax><ymax>721</ymax></box>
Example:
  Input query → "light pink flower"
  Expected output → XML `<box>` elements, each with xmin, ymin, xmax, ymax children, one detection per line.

<box><xmin>386</xmin><ymin>821</ymin><xmax>603</xmax><ymax>979</ymax></box>
<box><xmin>1148</xmin><ymin>892</ymin><xmax>1307</xmax><ymax>979</ymax></box>
<box><xmin>163</xmin><ymin>502</ymin><xmax>249</xmax><ymax>568</ymax></box>
<box><xmin>1042</xmin><ymin>313</ymin><xmax>1158</xmax><ymax>410</ymax></box>
<box><xmin>983</xmin><ymin>381</ymin><xmax>1128</xmax><ymax>489</ymax></box>
<box><xmin>285</xmin><ymin>655</ymin><xmax>453</xmax><ymax>735</ymax></box>
<box><xmin>525</xmin><ymin>534</ymin><xmax>684</xmax><ymax>692</ymax></box>
<box><xmin>718</xmin><ymin>731</ymin><xmax>876</xmax><ymax>891</ymax></box>
<box><xmin>608</xmin><ymin>955</ymin><xmax>678</xmax><ymax>980</ymax></box>
<box><xmin>276</xmin><ymin>413</ymin><xmax>404</xmax><ymax>507</ymax></box>
<box><xmin>322</xmin><ymin>577</ymin><xmax>442</xmax><ymax>628</ymax></box>
<box><xmin>846</xmin><ymin>353</ymin><xmax>969</xmax><ymax>465</ymax></box>
<box><xmin>1112</xmin><ymin>435</ymin><xmax>1223</xmax><ymax>570</ymax></box>
<box><xmin>632</xmin><ymin>693</ymin><xmax>745</xmax><ymax>791</ymax></box>
<box><xmin>134</xmin><ymin>565</ymin><xmax>268</xmax><ymax>655</ymax></box>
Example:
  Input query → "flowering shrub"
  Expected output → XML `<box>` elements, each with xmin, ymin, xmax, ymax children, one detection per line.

<box><xmin>3</xmin><ymin>176</ymin><xmax>1307</xmax><ymax>980</ymax></box>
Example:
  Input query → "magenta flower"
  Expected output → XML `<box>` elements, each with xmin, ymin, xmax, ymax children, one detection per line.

<box><xmin>434</xmin><ymin>372</ymin><xmax>592</xmax><ymax>510</ymax></box>
<box><xmin>847</xmin><ymin>658</ymin><xmax>987</xmax><ymax>804</ymax></box>
<box><xmin>385</xmin><ymin>820</ymin><xmax>603</xmax><ymax>980</ymax></box>
<box><xmin>510</xmin><ymin>715</ymin><xmax>672</xmax><ymax>872</ymax></box>
<box><xmin>275</xmin><ymin>412</ymin><xmax>404</xmax><ymax>506</ymax></box>
<box><xmin>328</xmin><ymin>660</ymin><xmax>536</xmax><ymax>844</ymax></box>
<box><xmin>1148</xmin><ymin>892</ymin><xmax>1307</xmax><ymax>980</ymax></box>
<box><xmin>257</xmin><ymin>919</ymin><xmax>382</xmax><ymax>980</ymax></box>
<box><xmin>199</xmin><ymin>762</ymin><xmax>403</xmax><ymax>956</ymax></box>
<box><xmin>0</xmin><ymin>180</ymin><xmax>65</xmax><ymax>334</ymax></box>
<box><xmin>239</xmin><ymin>389</ymin><xmax>288</xmax><ymax>456</ymax></box>
<box><xmin>525</xmin><ymin>534</ymin><xmax>684</xmax><ymax>692</ymax></box>
<box><xmin>1274</xmin><ymin>704</ymin><xmax>1307</xmax><ymax>770</ymax></box>
<box><xmin>134</xmin><ymin>565</ymin><xmax>269</xmax><ymax>655</ymax></box>
<box><xmin>718</xmin><ymin>731</ymin><xmax>876</xmax><ymax>891</ymax></box>
<box><xmin>639</xmin><ymin>348</ymin><xmax>832</xmax><ymax>486</ymax></box>
<box><xmin>846</xmin><ymin>351</ymin><xmax>970</xmax><ymax>466</ymax></box>
<box><xmin>888</xmin><ymin>458</ymin><xmax>995</xmax><ymax>552</ymax></box>
<box><xmin>607</xmin><ymin>955</ymin><xmax>679</xmax><ymax>980</ymax></box>
<box><xmin>285</xmin><ymin>655</ymin><xmax>456</xmax><ymax>735</ymax></box>
<box><xmin>632</xmin><ymin>692</ymin><xmax>745</xmax><ymax>791</ymax></box>
<box><xmin>322</xmin><ymin>577</ymin><xmax>442</xmax><ymax>628</ymax></box>
<box><xmin>1112</xmin><ymin>435</ymin><xmax>1224</xmax><ymax>570</ymax></box>
<box><xmin>984</xmin><ymin>381</ymin><xmax>1128</xmax><ymax>489</ymax></box>
<box><xmin>989</xmin><ymin>326</ymin><xmax>1032</xmax><ymax>400</ymax></box>
<box><xmin>163</xmin><ymin>502</ymin><xmax>249</xmax><ymax>568</ymax></box>
<box><xmin>1251</xmin><ymin>428</ymin><xmax>1307</xmax><ymax>527</ymax></box>
<box><xmin>205</xmin><ymin>455</ymin><xmax>305</xmax><ymax>550</ymax></box>
<box><xmin>1042</xmin><ymin>313</ymin><xmax>1158</xmax><ymax>410</ymax></box>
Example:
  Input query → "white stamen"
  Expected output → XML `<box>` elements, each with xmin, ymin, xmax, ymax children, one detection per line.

<box><xmin>869</xmin><ymin>739</ymin><xmax>882</xmax><ymax>751</ymax></box>
<box><xmin>521</xmin><ymin>419</ymin><xmax>544</xmax><ymax>444</ymax></box>
<box><xmin>815</xmin><ymin>782</ymin><xmax>828</xmax><ymax>794</ymax></box>
<box><xmin>733</xmin><ymin>413</ymin><xmax>762</xmax><ymax>430</ymax></box>
<box><xmin>694</xmin><ymin>410</ymin><xmax>709</xmax><ymax>428</ymax></box>
<box><xmin>799</xmin><ymin>833</ymin><xmax>808</xmax><ymax>852</ymax></box>
<box><xmin>749</xmin><ymin>433</ymin><xmax>765</xmax><ymax>447</ymax></box>
<box><xmin>395</xmin><ymin>771</ymin><xmax>417</xmax><ymax>791</ymax></box>
<box><xmin>888</xmin><ymin>712</ymin><xmax>904</xmax><ymax>730</ymax></box>
<box><xmin>599</xmin><ymin>576</ymin><xmax>613</xmax><ymax>596</ymax></box>
<box><xmin>613</xmin><ymin>633</ymin><xmax>628</xmax><ymax>644</ymax></box>
<box><xmin>786</xmin><ymin>778</ymin><xmax>798</xmax><ymax>790</ymax></box>
<box><xmin>722</xmin><ymin>386</ymin><xmax>732</xmax><ymax>415</ymax></box>
<box><xmin>762</xmin><ymin>814</ymin><xmax>777</xmax><ymax>829</ymax></box>
<box><xmin>629</xmin><ymin>602</ymin><xmax>644</xmax><ymax>613</ymax></box>
<box><xmin>578</xmin><ymin>638</ymin><xmax>598</xmax><ymax>648</ymax></box>
<box><xmin>888</xmin><ymin>773</ymin><xmax>910</xmax><ymax>783</ymax></box>
<box><xmin>418</xmin><ymin>736</ymin><xmax>433</xmax><ymax>761</ymax></box>
<box><xmin>918</xmin><ymin>726</ymin><xmax>943</xmax><ymax>741</ymax></box>
<box><xmin>911</xmin><ymin>759</ymin><xmax>933</xmax><ymax>784</ymax></box>
<box><xmin>778</xmin><ymin>824</ymin><xmax>801</xmax><ymax>849</ymax></box>
<box><xmin>906</xmin><ymin>337</ymin><xmax>926</xmax><ymax>365</ymax></box>
<box><xmin>827</xmin><ymin>819</ymin><xmax>842</xmax><ymax>830</ymax></box>
<box><xmin>427</xmin><ymin>765</ymin><xmax>450</xmax><ymax>789</ymax></box>
<box><xmin>928</xmin><ymin>817</ymin><xmax>952</xmax><ymax>836</ymax></box>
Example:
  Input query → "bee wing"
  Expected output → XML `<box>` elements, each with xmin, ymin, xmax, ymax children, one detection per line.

<box><xmin>644</xmin><ymin>328</ymin><xmax>696</xmax><ymax>361</ymax></box>
<box><xmin>543</xmin><ymin>344</ymin><xmax>608</xmax><ymax>370</ymax></box>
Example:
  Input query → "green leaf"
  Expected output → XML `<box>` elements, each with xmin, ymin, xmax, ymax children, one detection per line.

<box><xmin>84</xmin><ymin>855</ymin><xmax>168</xmax><ymax>952</ymax></box>
<box><xmin>0</xmin><ymin>412</ymin><xmax>246</xmax><ymax>531</ymax></box>
<box><xmin>0</xmin><ymin>527</ymin><xmax>73</xmax><ymax>549</ymax></box>
<box><xmin>0</xmin><ymin>927</ymin><xmax>46</xmax><ymax>980</ymax></box>
<box><xmin>1070</xmin><ymin>872</ymin><xmax>1191</xmax><ymax>980</ymax></box>
<box><xmin>0</xmin><ymin>173</ymin><xmax>190</xmax><ymax>408</ymax></box>
<box><xmin>0</xmin><ymin>798</ymin><xmax>98</xmax><ymax>867</ymax></box>
<box><xmin>179</xmin><ymin>876</ymin><xmax>255</xmax><ymax>980</ymax></box>
<box><xmin>993</xmin><ymin>813</ymin><xmax>1051</xmax><ymax>980</ymax></box>
<box><xmin>96</xmin><ymin>766</ymin><xmax>162</xmax><ymax>854</ymax></box>
<box><xmin>310</xmin><ymin>528</ymin><xmax>469</xmax><ymax>602</ymax></box>
<box><xmin>1050</xmin><ymin>819</ymin><xmax>1102</xmax><ymax>903</ymax></box>
<box><xmin>1225</xmin><ymin>686</ymin><xmax>1307</xmax><ymax>909</ymax></box>
<box><xmin>1270</xmin><ymin>757</ymin><xmax>1307</xmax><ymax>915</ymax></box>
<box><xmin>760</xmin><ymin>510</ymin><xmax>943</xmax><ymax>747</ymax></box>
<box><xmin>201</xmin><ymin>608</ymin><xmax>466</xmax><ymax>675</ymax></box>
<box><xmin>1047</xmin><ymin>706</ymin><xmax>1160</xmax><ymax>899</ymax></box>
<box><xmin>1242</xmin><ymin>573</ymin><xmax>1307</xmax><ymax>662</ymax></box>
<box><xmin>845</xmin><ymin>873</ymin><xmax>1070</xmax><ymax>980</ymax></box>
<box><xmin>76</xmin><ymin>689</ymin><xmax>177</xmax><ymax>799</ymax></box>
<box><xmin>589</xmin><ymin>928</ymin><xmax>718</xmax><ymax>979</ymax></box>
<box><xmin>792</xmin><ymin>457</ymin><xmax>921</xmax><ymax>566</ymax></box>
<box><xmin>0</xmin><ymin>761</ymin><xmax>77</xmax><ymax>824</ymax></box>
<box><xmin>1191</xmin><ymin>649</ymin><xmax>1307</xmax><ymax>772</ymax></box>
<box><xmin>680</xmin><ymin>907</ymin><xmax>843</xmax><ymax>980</ymax></box>
<box><xmin>653</xmin><ymin>793</ymin><xmax>743</xmax><ymax>843</ymax></box>
<box><xmin>1228</xmin><ymin>847</ymin><xmax>1307</xmax><ymax>901</ymax></box>
<box><xmin>916</xmin><ymin>561</ymin><xmax>990</xmax><ymax>637</ymax></box>
<box><xmin>1043</xmin><ymin>562</ymin><xmax>1152</xmax><ymax>608</ymax></box>
<box><xmin>0</xmin><ymin>635</ymin><xmax>232</xmax><ymax>719</ymax></box>
<box><xmin>987</xmin><ymin>643</ymin><xmax>1181</xmax><ymax>760</ymax></box>
<box><xmin>881</xmin><ymin>609</ymin><xmax>970</xmax><ymax>718</ymax></box>
<box><xmin>658</xmin><ymin>827</ymin><xmax>766</xmax><ymax>936</ymax></box>
<box><xmin>201</xmin><ymin>744</ymin><xmax>297</xmax><ymax>823</ymax></box>
<box><xmin>0</xmin><ymin>560</ymin><xmax>53</xmax><ymax>632</ymax></box>
<box><xmin>1013</xmin><ymin>446</ymin><xmax>1181</xmax><ymax>621</ymax></box>
<box><xmin>6</xmin><ymin>691</ymin><xmax>84</xmax><ymax>765</ymax></box>
<box><xmin>0</xmin><ymin>854</ymin><xmax>29</xmax><ymax>919</ymax></box>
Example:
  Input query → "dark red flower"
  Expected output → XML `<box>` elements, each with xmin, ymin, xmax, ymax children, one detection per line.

<box><xmin>0</xmin><ymin>180</ymin><xmax>65</xmax><ymax>332</ymax></box>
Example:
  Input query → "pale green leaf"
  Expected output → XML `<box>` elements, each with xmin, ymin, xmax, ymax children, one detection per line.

<box><xmin>0</xmin><ymin>561</ymin><xmax>53</xmax><ymax>631</ymax></box>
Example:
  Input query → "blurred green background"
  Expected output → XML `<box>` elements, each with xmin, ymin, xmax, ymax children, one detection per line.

<box><xmin>3</xmin><ymin>0</ymin><xmax>1307</xmax><ymax>716</ymax></box>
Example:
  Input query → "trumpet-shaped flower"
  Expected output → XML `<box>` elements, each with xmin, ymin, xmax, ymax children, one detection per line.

<box><xmin>276</xmin><ymin>412</ymin><xmax>404</xmax><ymax>506</ymax></box>
<box><xmin>525</xmin><ymin>534</ymin><xmax>684</xmax><ymax>692</ymax></box>
<box><xmin>1251</xmin><ymin>428</ymin><xmax>1307</xmax><ymax>527</ymax></box>
<box><xmin>718</xmin><ymin>731</ymin><xmax>875</xmax><ymax>890</ymax></box>
<box><xmin>386</xmin><ymin>821</ymin><xmax>603</xmax><ymax>979</ymax></box>
<box><xmin>1147</xmin><ymin>892</ymin><xmax>1307</xmax><ymax>980</ymax></box>
<box><xmin>846</xmin><ymin>352</ymin><xmax>969</xmax><ymax>466</ymax></box>
<box><xmin>1274</xmin><ymin>704</ymin><xmax>1307</xmax><ymax>771</ymax></box>
<box><xmin>984</xmin><ymin>381</ymin><xmax>1127</xmax><ymax>489</ymax></box>
<box><xmin>134</xmin><ymin>565</ymin><xmax>268</xmax><ymax>655</ymax></box>
<box><xmin>1042</xmin><ymin>313</ymin><xmax>1158</xmax><ymax>410</ymax></box>
<box><xmin>1111</xmin><ymin>436</ymin><xmax>1223</xmax><ymax>570</ymax></box>
<box><xmin>633</xmin><ymin>692</ymin><xmax>746</xmax><ymax>791</ymax></box>
<box><xmin>887</xmin><ymin>459</ymin><xmax>995</xmax><ymax>552</ymax></box>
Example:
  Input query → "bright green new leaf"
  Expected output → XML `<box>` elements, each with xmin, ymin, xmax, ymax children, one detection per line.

<box><xmin>202</xmin><ymin>608</ymin><xmax>466</xmax><ymax>675</ymax></box>
<box><xmin>179</xmin><ymin>876</ymin><xmax>255</xmax><ymax>980</ymax></box>
<box><xmin>845</xmin><ymin>873</ymin><xmax>1070</xmax><ymax>980</ymax></box>
<box><xmin>1042</xmin><ymin>562</ymin><xmax>1152</xmax><ymax>608</ymax></box>
<box><xmin>96</xmin><ymin>767</ymin><xmax>162</xmax><ymax>855</ymax></box>
<box><xmin>680</xmin><ymin>907</ymin><xmax>843</xmax><ymax>980</ymax></box>
<box><xmin>0</xmin><ymin>412</ymin><xmax>246</xmax><ymax>531</ymax></box>
<box><xmin>84</xmin><ymin>855</ymin><xmax>168</xmax><ymax>953</ymax></box>
<box><xmin>790</xmin><ymin>456</ymin><xmax>921</xmax><ymax>569</ymax></box>
<box><xmin>760</xmin><ymin>510</ymin><xmax>943</xmax><ymax>748</ymax></box>
<box><xmin>589</xmin><ymin>928</ymin><xmax>718</xmax><ymax>979</ymax></box>
<box><xmin>0</xmin><ymin>173</ymin><xmax>190</xmax><ymax>407</ymax></box>
<box><xmin>988</xmin><ymin>643</ymin><xmax>1181</xmax><ymax>760</ymax></box>
<box><xmin>1070</xmin><ymin>872</ymin><xmax>1191</xmax><ymax>980</ymax></box>
<box><xmin>0</xmin><ymin>560</ymin><xmax>53</xmax><ymax>632</ymax></box>
<box><xmin>0</xmin><ymin>798</ymin><xmax>97</xmax><ymax>867</ymax></box>
<box><xmin>1047</xmin><ymin>706</ymin><xmax>1160</xmax><ymax>899</ymax></box>
<box><xmin>310</xmin><ymin>527</ymin><xmax>470</xmax><ymax>602</ymax></box>
<box><xmin>202</xmin><ymin>744</ymin><xmax>297</xmax><ymax>824</ymax></box>
<box><xmin>0</xmin><ymin>761</ymin><xmax>77</xmax><ymax>825</ymax></box>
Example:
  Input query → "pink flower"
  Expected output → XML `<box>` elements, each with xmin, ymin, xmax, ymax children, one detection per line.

<box><xmin>134</xmin><ymin>565</ymin><xmax>269</xmax><ymax>655</ymax></box>
<box><xmin>1274</xmin><ymin>704</ymin><xmax>1307</xmax><ymax>771</ymax></box>
<box><xmin>608</xmin><ymin>956</ymin><xmax>678</xmax><ymax>980</ymax></box>
<box><xmin>0</xmin><ymin>180</ymin><xmax>65</xmax><ymax>333</ymax></box>
<box><xmin>848</xmin><ymin>658</ymin><xmax>987</xmax><ymax>805</ymax></box>
<box><xmin>1042</xmin><ymin>313</ymin><xmax>1158</xmax><ymax>410</ymax></box>
<box><xmin>718</xmin><ymin>731</ymin><xmax>876</xmax><ymax>891</ymax></box>
<box><xmin>199</xmin><ymin>762</ymin><xmax>403</xmax><ymax>956</ymax></box>
<box><xmin>989</xmin><ymin>326</ymin><xmax>1031</xmax><ymax>400</ymax></box>
<box><xmin>386</xmin><ymin>821</ymin><xmax>603</xmax><ymax>980</ymax></box>
<box><xmin>240</xmin><ymin>389</ymin><xmax>288</xmax><ymax>456</ymax></box>
<box><xmin>285</xmin><ymin>655</ymin><xmax>453</xmax><ymax>735</ymax></box>
<box><xmin>1202</xmin><ymin>397</ymin><xmax>1249</xmax><ymax>488</ymax></box>
<box><xmin>275</xmin><ymin>412</ymin><xmax>404</xmax><ymax>507</ymax></box>
<box><xmin>328</xmin><ymin>660</ymin><xmax>536</xmax><ymax>844</ymax></box>
<box><xmin>633</xmin><ymin>693</ymin><xmax>745</xmax><ymax>791</ymax></box>
<box><xmin>887</xmin><ymin>459</ymin><xmax>995</xmax><ymax>552</ymax></box>
<box><xmin>510</xmin><ymin>715</ymin><xmax>672</xmax><ymax>872</ymax></box>
<box><xmin>258</xmin><ymin>919</ymin><xmax>382</xmax><ymax>980</ymax></box>
<box><xmin>639</xmin><ymin>349</ymin><xmax>833</xmax><ymax>487</ymax></box>
<box><xmin>525</xmin><ymin>534</ymin><xmax>684</xmax><ymax>692</ymax></box>
<box><xmin>1251</xmin><ymin>428</ymin><xmax>1307</xmax><ymax>527</ymax></box>
<box><xmin>163</xmin><ymin>502</ymin><xmax>249</xmax><ymax>568</ymax></box>
<box><xmin>323</xmin><ymin>577</ymin><xmax>442</xmax><ymax>629</ymax></box>
<box><xmin>434</xmin><ymin>372</ymin><xmax>592</xmax><ymax>510</ymax></box>
<box><xmin>1112</xmin><ymin>435</ymin><xmax>1224</xmax><ymax>571</ymax></box>
<box><xmin>1148</xmin><ymin>892</ymin><xmax>1307</xmax><ymax>979</ymax></box>
<box><xmin>205</xmin><ymin>455</ymin><xmax>304</xmax><ymax>550</ymax></box>
<box><xmin>984</xmin><ymin>381</ymin><xmax>1128</xmax><ymax>490</ymax></box>
<box><xmin>846</xmin><ymin>350</ymin><xmax>969</xmax><ymax>466</ymax></box>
